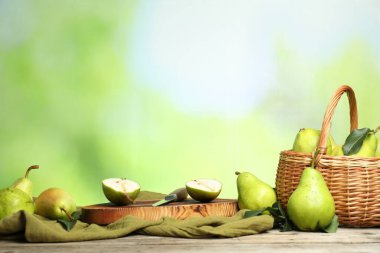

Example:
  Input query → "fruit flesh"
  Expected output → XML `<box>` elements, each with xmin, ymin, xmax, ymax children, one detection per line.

<box><xmin>103</xmin><ymin>178</ymin><xmax>140</xmax><ymax>193</ymax></box>
<box><xmin>186</xmin><ymin>179</ymin><xmax>221</xmax><ymax>192</ymax></box>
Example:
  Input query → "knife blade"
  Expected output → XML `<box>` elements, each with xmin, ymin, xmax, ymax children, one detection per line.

<box><xmin>152</xmin><ymin>187</ymin><xmax>188</xmax><ymax>207</ymax></box>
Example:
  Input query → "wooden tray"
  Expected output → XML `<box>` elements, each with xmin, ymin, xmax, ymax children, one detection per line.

<box><xmin>80</xmin><ymin>199</ymin><xmax>238</xmax><ymax>225</ymax></box>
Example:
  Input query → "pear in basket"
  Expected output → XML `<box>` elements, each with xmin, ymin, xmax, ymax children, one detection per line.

<box><xmin>286</xmin><ymin>163</ymin><xmax>336</xmax><ymax>231</ymax></box>
<box><xmin>292</xmin><ymin>128</ymin><xmax>334</xmax><ymax>154</ymax></box>
<box><xmin>331</xmin><ymin>145</ymin><xmax>344</xmax><ymax>156</ymax></box>
<box><xmin>375</xmin><ymin>126</ymin><xmax>380</xmax><ymax>157</ymax></box>
<box><xmin>342</xmin><ymin>128</ymin><xmax>378</xmax><ymax>158</ymax></box>
<box><xmin>351</xmin><ymin>131</ymin><xmax>377</xmax><ymax>157</ymax></box>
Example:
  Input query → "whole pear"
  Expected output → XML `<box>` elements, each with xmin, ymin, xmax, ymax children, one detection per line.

<box><xmin>0</xmin><ymin>187</ymin><xmax>34</xmax><ymax>220</ymax></box>
<box><xmin>352</xmin><ymin>132</ymin><xmax>377</xmax><ymax>157</ymax></box>
<box><xmin>34</xmin><ymin>188</ymin><xmax>76</xmax><ymax>221</ymax></box>
<box><xmin>293</xmin><ymin>128</ymin><xmax>333</xmax><ymax>154</ymax></box>
<box><xmin>327</xmin><ymin>135</ymin><xmax>337</xmax><ymax>155</ymax></box>
<box><xmin>11</xmin><ymin>165</ymin><xmax>39</xmax><ymax>196</ymax></box>
<box><xmin>331</xmin><ymin>145</ymin><xmax>344</xmax><ymax>156</ymax></box>
<box><xmin>235</xmin><ymin>171</ymin><xmax>276</xmax><ymax>211</ymax></box>
<box><xmin>287</xmin><ymin>167</ymin><xmax>335</xmax><ymax>231</ymax></box>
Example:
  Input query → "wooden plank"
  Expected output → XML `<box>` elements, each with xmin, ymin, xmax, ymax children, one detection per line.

<box><xmin>1</xmin><ymin>243</ymin><xmax>379</xmax><ymax>253</ymax></box>
<box><xmin>81</xmin><ymin>199</ymin><xmax>238</xmax><ymax>224</ymax></box>
<box><xmin>1</xmin><ymin>228</ymin><xmax>379</xmax><ymax>253</ymax></box>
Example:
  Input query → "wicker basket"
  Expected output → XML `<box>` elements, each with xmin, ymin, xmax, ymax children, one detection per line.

<box><xmin>276</xmin><ymin>85</ymin><xmax>380</xmax><ymax>227</ymax></box>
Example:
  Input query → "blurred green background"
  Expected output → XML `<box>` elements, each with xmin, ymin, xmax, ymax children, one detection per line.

<box><xmin>1</xmin><ymin>0</ymin><xmax>379</xmax><ymax>205</ymax></box>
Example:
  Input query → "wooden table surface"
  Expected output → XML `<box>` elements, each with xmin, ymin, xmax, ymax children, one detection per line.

<box><xmin>0</xmin><ymin>228</ymin><xmax>379</xmax><ymax>253</ymax></box>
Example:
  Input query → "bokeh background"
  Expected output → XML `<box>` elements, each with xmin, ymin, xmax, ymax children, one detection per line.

<box><xmin>1</xmin><ymin>0</ymin><xmax>380</xmax><ymax>205</ymax></box>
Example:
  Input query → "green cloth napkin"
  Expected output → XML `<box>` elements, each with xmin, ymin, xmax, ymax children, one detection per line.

<box><xmin>0</xmin><ymin>210</ymin><xmax>273</xmax><ymax>242</ymax></box>
<box><xmin>0</xmin><ymin>191</ymin><xmax>273</xmax><ymax>242</ymax></box>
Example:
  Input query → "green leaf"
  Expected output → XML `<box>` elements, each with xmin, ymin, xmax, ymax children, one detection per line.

<box><xmin>58</xmin><ymin>218</ymin><xmax>77</xmax><ymax>231</ymax></box>
<box><xmin>58</xmin><ymin>210</ymin><xmax>82</xmax><ymax>231</ymax></box>
<box><xmin>71</xmin><ymin>211</ymin><xmax>82</xmax><ymax>220</ymax></box>
<box><xmin>244</xmin><ymin>208</ymin><xmax>266</xmax><ymax>218</ymax></box>
<box><xmin>323</xmin><ymin>215</ymin><xmax>339</xmax><ymax>233</ymax></box>
<box><xmin>268</xmin><ymin>202</ymin><xmax>293</xmax><ymax>232</ymax></box>
<box><xmin>343</xmin><ymin>128</ymin><xmax>370</xmax><ymax>155</ymax></box>
<box><xmin>243</xmin><ymin>202</ymin><xmax>293</xmax><ymax>232</ymax></box>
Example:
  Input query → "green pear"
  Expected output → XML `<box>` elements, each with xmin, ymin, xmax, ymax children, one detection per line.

<box><xmin>102</xmin><ymin>178</ymin><xmax>140</xmax><ymax>205</ymax></box>
<box><xmin>186</xmin><ymin>179</ymin><xmax>222</xmax><ymax>202</ymax></box>
<box><xmin>287</xmin><ymin>167</ymin><xmax>335</xmax><ymax>231</ymax></box>
<box><xmin>34</xmin><ymin>188</ymin><xmax>76</xmax><ymax>221</ymax></box>
<box><xmin>235</xmin><ymin>171</ymin><xmax>276</xmax><ymax>211</ymax></box>
<box><xmin>331</xmin><ymin>145</ymin><xmax>344</xmax><ymax>156</ymax></box>
<box><xmin>292</xmin><ymin>128</ymin><xmax>333</xmax><ymax>154</ymax></box>
<box><xmin>0</xmin><ymin>187</ymin><xmax>34</xmax><ymax>220</ymax></box>
<box><xmin>376</xmin><ymin>137</ymin><xmax>380</xmax><ymax>157</ymax></box>
<box><xmin>11</xmin><ymin>165</ymin><xmax>39</xmax><ymax>196</ymax></box>
<box><xmin>351</xmin><ymin>132</ymin><xmax>377</xmax><ymax>157</ymax></box>
<box><xmin>327</xmin><ymin>135</ymin><xmax>337</xmax><ymax>155</ymax></box>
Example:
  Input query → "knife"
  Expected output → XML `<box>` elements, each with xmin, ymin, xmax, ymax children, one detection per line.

<box><xmin>152</xmin><ymin>188</ymin><xmax>188</xmax><ymax>207</ymax></box>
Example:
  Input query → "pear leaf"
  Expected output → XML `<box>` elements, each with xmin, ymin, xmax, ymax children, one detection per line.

<box><xmin>71</xmin><ymin>210</ymin><xmax>82</xmax><ymax>220</ymax></box>
<box><xmin>343</xmin><ymin>128</ymin><xmax>370</xmax><ymax>156</ymax></box>
<box><xmin>243</xmin><ymin>208</ymin><xmax>266</xmax><ymax>218</ymax></box>
<box><xmin>58</xmin><ymin>219</ymin><xmax>76</xmax><ymax>231</ymax></box>
<box><xmin>323</xmin><ymin>215</ymin><xmax>339</xmax><ymax>233</ymax></box>
<box><xmin>58</xmin><ymin>211</ymin><xmax>81</xmax><ymax>231</ymax></box>
<box><xmin>267</xmin><ymin>202</ymin><xmax>293</xmax><ymax>232</ymax></box>
<box><xmin>244</xmin><ymin>202</ymin><xmax>293</xmax><ymax>232</ymax></box>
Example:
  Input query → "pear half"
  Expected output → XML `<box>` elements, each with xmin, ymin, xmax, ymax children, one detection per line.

<box><xmin>186</xmin><ymin>179</ymin><xmax>222</xmax><ymax>202</ymax></box>
<box><xmin>102</xmin><ymin>178</ymin><xmax>140</xmax><ymax>205</ymax></box>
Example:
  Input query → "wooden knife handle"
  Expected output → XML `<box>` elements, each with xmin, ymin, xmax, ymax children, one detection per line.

<box><xmin>170</xmin><ymin>187</ymin><xmax>188</xmax><ymax>201</ymax></box>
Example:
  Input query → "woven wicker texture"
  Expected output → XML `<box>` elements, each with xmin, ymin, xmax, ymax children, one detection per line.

<box><xmin>276</xmin><ymin>85</ymin><xmax>380</xmax><ymax>227</ymax></box>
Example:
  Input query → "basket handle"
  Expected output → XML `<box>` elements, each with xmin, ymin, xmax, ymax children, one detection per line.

<box><xmin>315</xmin><ymin>85</ymin><xmax>358</xmax><ymax>164</ymax></box>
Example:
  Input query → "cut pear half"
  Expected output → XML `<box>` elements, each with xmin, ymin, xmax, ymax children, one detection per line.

<box><xmin>102</xmin><ymin>178</ymin><xmax>140</xmax><ymax>205</ymax></box>
<box><xmin>186</xmin><ymin>179</ymin><xmax>222</xmax><ymax>202</ymax></box>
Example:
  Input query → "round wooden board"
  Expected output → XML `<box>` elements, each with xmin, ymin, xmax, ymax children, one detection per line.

<box><xmin>81</xmin><ymin>199</ymin><xmax>238</xmax><ymax>225</ymax></box>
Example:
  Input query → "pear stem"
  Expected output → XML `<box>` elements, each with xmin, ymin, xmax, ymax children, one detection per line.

<box><xmin>25</xmin><ymin>165</ymin><xmax>39</xmax><ymax>178</ymax></box>
<box><xmin>61</xmin><ymin>208</ymin><xmax>74</xmax><ymax>221</ymax></box>
<box><xmin>235</xmin><ymin>171</ymin><xmax>240</xmax><ymax>175</ymax></box>
<box><xmin>374</xmin><ymin>125</ymin><xmax>380</xmax><ymax>134</ymax></box>
<box><xmin>311</xmin><ymin>149</ymin><xmax>320</xmax><ymax>169</ymax></box>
